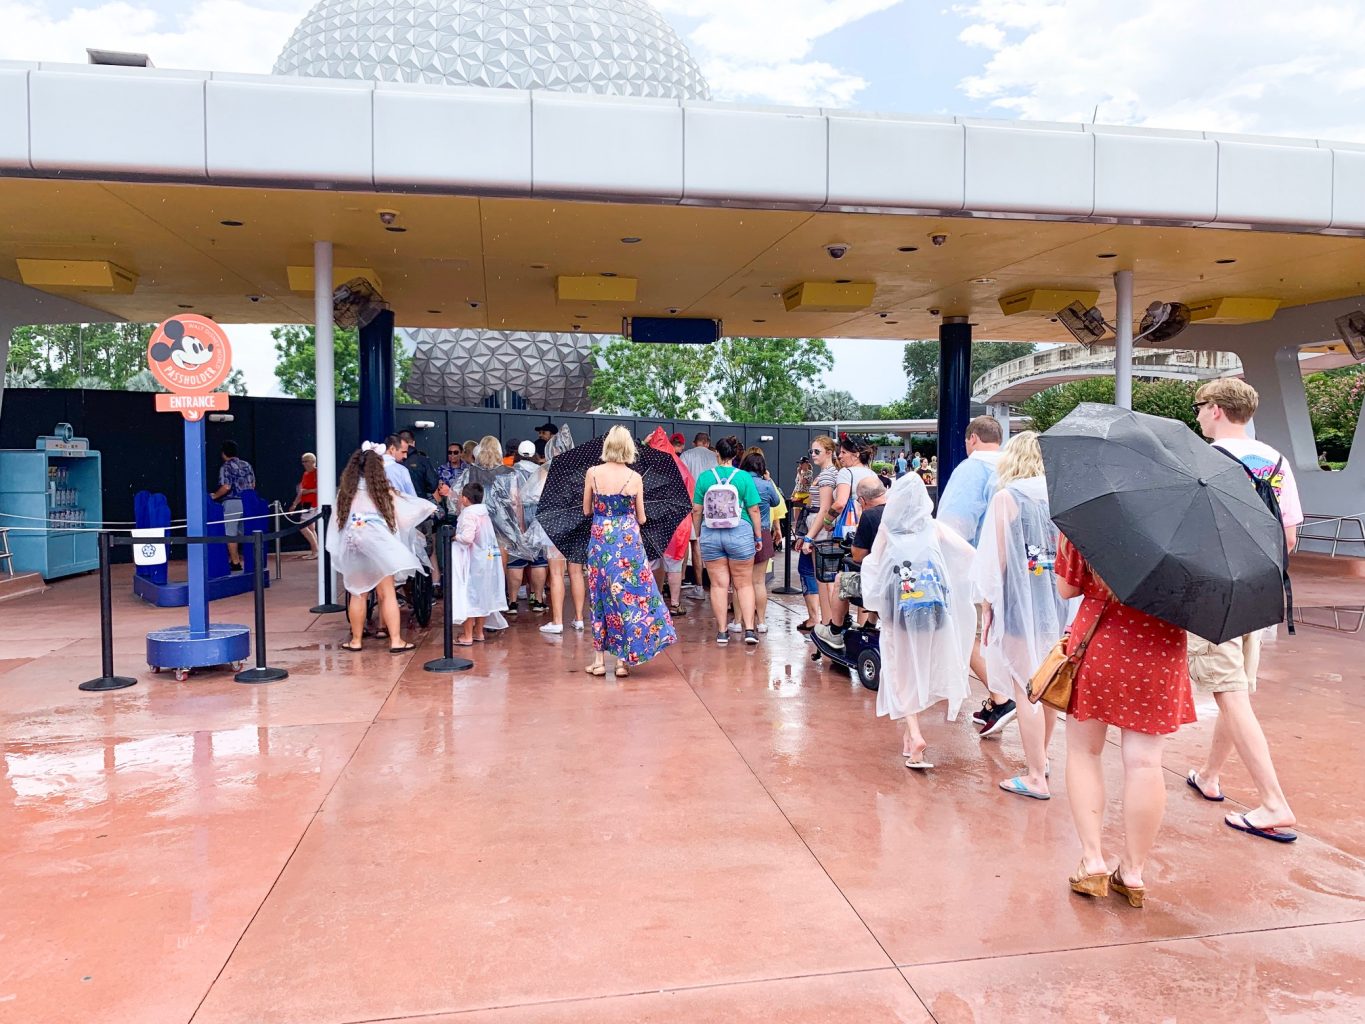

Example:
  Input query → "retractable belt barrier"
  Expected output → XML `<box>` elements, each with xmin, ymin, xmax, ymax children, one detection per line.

<box><xmin>80</xmin><ymin>507</ymin><xmax>329</xmax><ymax>693</ymax></box>
<box><xmin>424</xmin><ymin>521</ymin><xmax>474</xmax><ymax>674</ymax></box>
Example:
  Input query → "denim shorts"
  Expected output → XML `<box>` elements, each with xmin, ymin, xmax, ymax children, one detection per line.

<box><xmin>796</xmin><ymin>550</ymin><xmax>819</xmax><ymax>595</ymax></box>
<box><xmin>507</xmin><ymin>556</ymin><xmax>548</xmax><ymax>569</ymax></box>
<box><xmin>699</xmin><ymin>526</ymin><xmax>756</xmax><ymax>563</ymax></box>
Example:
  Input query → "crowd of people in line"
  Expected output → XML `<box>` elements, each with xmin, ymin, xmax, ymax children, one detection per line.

<box><xmin>304</xmin><ymin>377</ymin><xmax>1301</xmax><ymax>910</ymax></box>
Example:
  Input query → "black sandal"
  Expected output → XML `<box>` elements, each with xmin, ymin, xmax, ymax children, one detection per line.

<box><xmin>389</xmin><ymin>642</ymin><xmax>416</xmax><ymax>654</ymax></box>
<box><xmin>340</xmin><ymin>640</ymin><xmax>364</xmax><ymax>652</ymax></box>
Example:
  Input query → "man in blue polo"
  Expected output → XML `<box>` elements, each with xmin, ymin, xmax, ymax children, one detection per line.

<box><xmin>936</xmin><ymin>415</ymin><xmax>1016</xmax><ymax>738</ymax></box>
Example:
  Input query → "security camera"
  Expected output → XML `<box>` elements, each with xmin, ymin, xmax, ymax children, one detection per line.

<box><xmin>468</xmin><ymin>301</ymin><xmax>481</xmax><ymax>309</ymax></box>
<box><xmin>877</xmin><ymin>311</ymin><xmax>889</xmax><ymax>319</ymax></box>
<box><xmin>928</xmin><ymin>307</ymin><xmax>941</xmax><ymax>316</ymax></box>
<box><xmin>377</xmin><ymin>209</ymin><xmax>399</xmax><ymax>226</ymax></box>
<box><xmin>825</xmin><ymin>243</ymin><xmax>850</xmax><ymax>260</ymax></box>
<box><xmin>572</xmin><ymin>323</ymin><xmax>582</xmax><ymax>331</ymax></box>
<box><xmin>930</xmin><ymin>233</ymin><xmax>948</xmax><ymax>247</ymax></box>
<box><xmin>247</xmin><ymin>295</ymin><xmax>262</xmax><ymax>303</ymax></box>
<box><xmin>667</xmin><ymin>307</ymin><xmax>680</xmax><ymax>315</ymax></box>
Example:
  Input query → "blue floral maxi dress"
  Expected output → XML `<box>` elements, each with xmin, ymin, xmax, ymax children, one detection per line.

<box><xmin>587</xmin><ymin>491</ymin><xmax>677</xmax><ymax>664</ymax></box>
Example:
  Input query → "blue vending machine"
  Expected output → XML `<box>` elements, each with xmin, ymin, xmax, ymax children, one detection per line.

<box><xmin>0</xmin><ymin>424</ymin><xmax>103</xmax><ymax>579</ymax></box>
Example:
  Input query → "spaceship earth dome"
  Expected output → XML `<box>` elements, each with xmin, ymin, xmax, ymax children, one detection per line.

<box><xmin>274</xmin><ymin>0</ymin><xmax>709</xmax><ymax>411</ymax></box>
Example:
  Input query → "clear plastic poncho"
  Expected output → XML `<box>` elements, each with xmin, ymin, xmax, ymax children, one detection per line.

<box><xmin>463</xmin><ymin>463</ymin><xmax>534</xmax><ymax>559</ymax></box>
<box><xmin>447</xmin><ymin>502</ymin><xmax>509</xmax><ymax>622</ymax></box>
<box><xmin>861</xmin><ymin>474</ymin><xmax>976</xmax><ymax>722</ymax></box>
<box><xmin>970</xmin><ymin>476</ymin><xmax>1073</xmax><ymax>702</ymax></box>
<box><xmin>327</xmin><ymin>480</ymin><xmax>436</xmax><ymax>595</ymax></box>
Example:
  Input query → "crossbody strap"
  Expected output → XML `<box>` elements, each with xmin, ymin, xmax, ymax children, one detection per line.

<box><xmin>1068</xmin><ymin>598</ymin><xmax>1110</xmax><ymax>661</ymax></box>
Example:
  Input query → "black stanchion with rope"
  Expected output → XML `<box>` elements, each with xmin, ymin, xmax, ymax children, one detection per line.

<box><xmin>78</xmin><ymin>530</ymin><xmax>139</xmax><ymax>692</ymax></box>
<box><xmin>310</xmin><ymin>507</ymin><xmax>346</xmax><ymax>614</ymax></box>
<box><xmin>425</xmin><ymin>522</ymin><xmax>473</xmax><ymax>673</ymax></box>
<box><xmin>771</xmin><ymin>501</ymin><xmax>804</xmax><ymax>595</ymax></box>
<box><xmin>234</xmin><ymin>531</ymin><xmax>290</xmax><ymax>684</ymax></box>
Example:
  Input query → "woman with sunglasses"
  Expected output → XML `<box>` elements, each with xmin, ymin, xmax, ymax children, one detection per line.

<box><xmin>796</xmin><ymin>436</ymin><xmax>838</xmax><ymax>632</ymax></box>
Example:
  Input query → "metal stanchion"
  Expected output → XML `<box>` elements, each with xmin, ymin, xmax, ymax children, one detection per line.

<box><xmin>236</xmin><ymin>532</ymin><xmax>289</xmax><ymax>684</ymax></box>
<box><xmin>272</xmin><ymin>500</ymin><xmax>284</xmax><ymax>581</ymax></box>
<box><xmin>79</xmin><ymin>531</ymin><xmax>138</xmax><ymax>692</ymax></box>
<box><xmin>771</xmin><ymin>502</ymin><xmax>803</xmax><ymax>595</ymax></box>
<box><xmin>310</xmin><ymin>506</ymin><xmax>345</xmax><ymax>614</ymax></box>
<box><xmin>425</xmin><ymin>522</ymin><xmax>473</xmax><ymax>673</ymax></box>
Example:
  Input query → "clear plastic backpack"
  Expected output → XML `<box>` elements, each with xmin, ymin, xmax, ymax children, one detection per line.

<box><xmin>702</xmin><ymin>467</ymin><xmax>743</xmax><ymax>529</ymax></box>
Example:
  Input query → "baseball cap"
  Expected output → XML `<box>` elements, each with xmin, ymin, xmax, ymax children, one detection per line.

<box><xmin>669</xmin><ymin>432</ymin><xmax>685</xmax><ymax>445</ymax></box>
<box><xmin>517</xmin><ymin>440</ymin><xmax>537</xmax><ymax>458</ymax></box>
<box><xmin>536</xmin><ymin>421</ymin><xmax>557</xmax><ymax>433</ymax></box>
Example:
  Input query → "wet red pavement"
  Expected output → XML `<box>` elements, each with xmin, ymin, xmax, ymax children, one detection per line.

<box><xmin>1</xmin><ymin>556</ymin><xmax>1363</xmax><ymax>1023</ymax></box>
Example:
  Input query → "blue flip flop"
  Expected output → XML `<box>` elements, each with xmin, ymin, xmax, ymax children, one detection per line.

<box><xmin>999</xmin><ymin>776</ymin><xmax>1050</xmax><ymax>800</ymax></box>
<box><xmin>1186</xmin><ymin>769</ymin><xmax>1225</xmax><ymax>802</ymax></box>
<box><xmin>1225</xmin><ymin>811</ymin><xmax>1298</xmax><ymax>843</ymax></box>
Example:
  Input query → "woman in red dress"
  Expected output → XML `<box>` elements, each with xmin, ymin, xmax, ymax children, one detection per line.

<box><xmin>1056</xmin><ymin>535</ymin><xmax>1195</xmax><ymax>909</ymax></box>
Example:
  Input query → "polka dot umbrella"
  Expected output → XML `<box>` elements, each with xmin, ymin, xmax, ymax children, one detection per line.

<box><xmin>535</xmin><ymin>434</ymin><xmax>692</xmax><ymax>564</ymax></box>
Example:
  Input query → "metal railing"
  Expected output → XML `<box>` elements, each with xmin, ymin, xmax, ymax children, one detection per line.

<box><xmin>973</xmin><ymin>344</ymin><xmax>1242</xmax><ymax>403</ymax></box>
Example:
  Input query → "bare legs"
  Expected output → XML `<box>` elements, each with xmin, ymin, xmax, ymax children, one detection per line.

<box><xmin>1066</xmin><ymin>716</ymin><xmax>1166</xmax><ymax>888</ymax></box>
<box><xmin>347</xmin><ymin>576</ymin><xmax>405</xmax><ymax>649</ymax></box>
<box><xmin>505</xmin><ymin>564</ymin><xmax>525</xmax><ymax>610</ymax></box>
<box><xmin>1197</xmin><ymin>690</ymin><xmax>1296</xmax><ymax>829</ymax></box>
<box><xmin>750</xmin><ymin>561</ymin><xmax>768</xmax><ymax>628</ymax></box>
<box><xmin>970</xmin><ymin>636</ymin><xmax>1010</xmax><ymax>706</ymax></box>
<box><xmin>569</xmin><ymin>562</ymin><xmax>586</xmax><ymax>624</ymax></box>
<box><xmin>1012</xmin><ymin>687</ymin><xmax>1058</xmax><ymax>794</ymax></box>
<box><xmin>547</xmin><ymin>556</ymin><xmax>566</xmax><ymax>626</ymax></box>
<box><xmin>729</xmin><ymin>557</ymin><xmax>756</xmax><ymax>630</ymax></box>
<box><xmin>705</xmin><ymin>559</ymin><xmax>731</xmax><ymax>633</ymax></box>
<box><xmin>902</xmin><ymin>716</ymin><xmax>926</xmax><ymax>763</ymax></box>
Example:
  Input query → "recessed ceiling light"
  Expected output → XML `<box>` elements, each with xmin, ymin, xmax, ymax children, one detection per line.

<box><xmin>529</xmin><ymin>263</ymin><xmax>549</xmax><ymax>270</ymax></box>
<box><xmin>973</xmin><ymin>277</ymin><xmax>995</xmax><ymax>284</ymax></box>
<box><xmin>1096</xmin><ymin>252</ymin><xmax>1118</xmax><ymax>259</ymax></box>
<box><xmin>752</xmin><ymin>319</ymin><xmax>766</xmax><ymax>323</ymax></box>
<box><xmin>885</xmin><ymin>320</ymin><xmax>899</xmax><ymax>325</ymax></box>
<box><xmin>176</xmin><ymin>303</ymin><xmax>193</xmax><ymax>309</ymax></box>
<box><xmin>835</xmin><ymin>279</ymin><xmax>852</xmax><ymax>284</ymax></box>
<box><xmin>426</xmin><ymin>309</ymin><xmax>441</xmax><ymax>314</ymax></box>
<box><xmin>601</xmin><ymin>272</ymin><xmax>617</xmax><ymax>277</ymax></box>
<box><xmin>385</xmin><ymin>225</ymin><xmax>407</xmax><ymax>233</ymax></box>
<box><xmin>897</xmin><ymin>246</ymin><xmax>918</xmax><ymax>253</ymax></box>
<box><xmin>219</xmin><ymin>219</ymin><xmax>244</xmax><ymax>227</ymax></box>
<box><xmin>1215</xmin><ymin>258</ymin><xmax>1237</xmax><ymax>264</ymax></box>
<box><xmin>620</xmin><ymin>236</ymin><xmax>642</xmax><ymax>244</ymax></box>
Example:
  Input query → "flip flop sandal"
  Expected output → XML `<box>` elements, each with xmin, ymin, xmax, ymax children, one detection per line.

<box><xmin>615</xmin><ymin>665</ymin><xmax>630</xmax><ymax>678</ymax></box>
<box><xmin>389</xmin><ymin>642</ymin><xmax>416</xmax><ymax>654</ymax></box>
<box><xmin>904</xmin><ymin>751</ymin><xmax>934</xmax><ymax>770</ymax></box>
<box><xmin>454</xmin><ymin>640</ymin><xmax>475</xmax><ymax>647</ymax></box>
<box><xmin>339</xmin><ymin>641</ymin><xmax>364</xmax><ymax>652</ymax></box>
<box><xmin>1187</xmin><ymin>769</ymin><xmax>1225</xmax><ymax>802</ymax></box>
<box><xmin>584</xmin><ymin>664</ymin><xmax>607</xmax><ymax>676</ymax></box>
<box><xmin>1225</xmin><ymin>812</ymin><xmax>1298</xmax><ymax>843</ymax></box>
<box><xmin>999</xmin><ymin>777</ymin><xmax>1051</xmax><ymax>800</ymax></box>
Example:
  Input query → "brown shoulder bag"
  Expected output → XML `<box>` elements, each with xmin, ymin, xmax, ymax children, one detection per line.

<box><xmin>1027</xmin><ymin>601</ymin><xmax>1108</xmax><ymax>712</ymax></box>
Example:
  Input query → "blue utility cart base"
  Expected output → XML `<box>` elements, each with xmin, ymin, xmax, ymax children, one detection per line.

<box><xmin>146</xmin><ymin>624</ymin><xmax>251</xmax><ymax>681</ymax></box>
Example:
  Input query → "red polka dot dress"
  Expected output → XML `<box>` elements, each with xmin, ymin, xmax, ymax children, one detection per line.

<box><xmin>1056</xmin><ymin>539</ymin><xmax>1196</xmax><ymax>736</ymax></box>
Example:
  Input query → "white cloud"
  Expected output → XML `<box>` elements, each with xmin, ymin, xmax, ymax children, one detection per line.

<box><xmin>0</xmin><ymin>1</ymin><xmax>310</xmax><ymax>72</ymax></box>
<box><xmin>655</xmin><ymin>0</ymin><xmax>903</xmax><ymax>107</ymax></box>
<box><xmin>954</xmin><ymin>0</ymin><xmax>1365</xmax><ymax>141</ymax></box>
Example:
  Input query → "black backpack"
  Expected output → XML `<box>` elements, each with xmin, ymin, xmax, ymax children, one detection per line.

<box><xmin>1216</xmin><ymin>447</ymin><xmax>1294</xmax><ymax>635</ymax></box>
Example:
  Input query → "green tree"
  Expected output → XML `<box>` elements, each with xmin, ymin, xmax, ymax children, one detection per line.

<box><xmin>803</xmin><ymin>387</ymin><xmax>862</xmax><ymax>420</ymax></box>
<box><xmin>272</xmin><ymin>324</ymin><xmax>414</xmax><ymax>403</ymax></box>
<box><xmin>709</xmin><ymin>337</ymin><xmax>834</xmax><ymax>423</ymax></box>
<box><xmin>586</xmin><ymin>336</ymin><xmax>713</xmax><ymax>418</ymax></box>
<box><xmin>123</xmin><ymin>367</ymin><xmax>247</xmax><ymax>395</ymax></box>
<box><xmin>7</xmin><ymin>322</ymin><xmax>155</xmax><ymax>389</ymax></box>
<box><xmin>896</xmin><ymin>339</ymin><xmax>1038</xmax><ymax>417</ymax></box>
<box><xmin>1020</xmin><ymin>376</ymin><xmax>1201</xmax><ymax>432</ymax></box>
<box><xmin>1304</xmin><ymin>365</ymin><xmax>1364</xmax><ymax>461</ymax></box>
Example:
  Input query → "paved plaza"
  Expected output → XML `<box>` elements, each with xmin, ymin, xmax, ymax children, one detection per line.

<box><xmin>1</xmin><ymin>557</ymin><xmax>1363</xmax><ymax>1023</ymax></box>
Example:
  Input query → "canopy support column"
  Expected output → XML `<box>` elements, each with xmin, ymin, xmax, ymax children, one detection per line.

<box><xmin>0</xmin><ymin>319</ymin><xmax>12</xmax><ymax>421</ymax></box>
<box><xmin>937</xmin><ymin>316</ymin><xmax>972</xmax><ymax>492</ymax></box>
<box><xmin>314</xmin><ymin>241</ymin><xmax>336</xmax><ymax>606</ymax></box>
<box><xmin>359</xmin><ymin>309</ymin><xmax>396</xmax><ymax>442</ymax></box>
<box><xmin>1114</xmin><ymin>269</ymin><xmax>1134</xmax><ymax>409</ymax></box>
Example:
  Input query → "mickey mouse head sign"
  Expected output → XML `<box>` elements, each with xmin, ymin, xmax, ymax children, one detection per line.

<box><xmin>147</xmin><ymin>314</ymin><xmax>234</xmax><ymax>420</ymax></box>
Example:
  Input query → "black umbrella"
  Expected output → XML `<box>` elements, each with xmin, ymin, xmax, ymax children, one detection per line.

<box><xmin>1040</xmin><ymin>403</ymin><xmax>1286</xmax><ymax>644</ymax></box>
<box><xmin>535</xmin><ymin>437</ymin><xmax>693</xmax><ymax>563</ymax></box>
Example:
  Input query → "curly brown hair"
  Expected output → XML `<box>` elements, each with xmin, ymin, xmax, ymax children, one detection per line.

<box><xmin>335</xmin><ymin>449</ymin><xmax>396</xmax><ymax>530</ymax></box>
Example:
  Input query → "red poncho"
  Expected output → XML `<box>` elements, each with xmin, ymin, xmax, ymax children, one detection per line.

<box><xmin>645</xmin><ymin>426</ymin><xmax>695</xmax><ymax>562</ymax></box>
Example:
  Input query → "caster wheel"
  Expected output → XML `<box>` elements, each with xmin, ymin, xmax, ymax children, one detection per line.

<box><xmin>809</xmin><ymin>650</ymin><xmax>821</xmax><ymax>662</ymax></box>
<box><xmin>231</xmin><ymin>661</ymin><xmax>245</xmax><ymax>671</ymax></box>
<box><xmin>150</xmin><ymin>666</ymin><xmax>160</xmax><ymax>673</ymax></box>
<box><xmin>174</xmin><ymin>668</ymin><xmax>189</xmax><ymax>682</ymax></box>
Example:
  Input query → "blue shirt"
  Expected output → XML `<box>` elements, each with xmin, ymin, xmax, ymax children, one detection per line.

<box><xmin>935</xmin><ymin>452</ymin><xmax>1001</xmax><ymax>547</ymax></box>
<box><xmin>438</xmin><ymin>461</ymin><xmax>467</xmax><ymax>490</ymax></box>
<box><xmin>748</xmin><ymin>473</ymin><xmax>781</xmax><ymax>530</ymax></box>
<box><xmin>218</xmin><ymin>457</ymin><xmax>255</xmax><ymax>497</ymax></box>
<box><xmin>383</xmin><ymin>454</ymin><xmax>417</xmax><ymax>496</ymax></box>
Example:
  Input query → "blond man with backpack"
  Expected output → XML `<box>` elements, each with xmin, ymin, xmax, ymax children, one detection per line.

<box><xmin>692</xmin><ymin>435</ymin><xmax>764</xmax><ymax>646</ymax></box>
<box><xmin>1187</xmin><ymin>378</ymin><xmax>1300</xmax><ymax>843</ymax></box>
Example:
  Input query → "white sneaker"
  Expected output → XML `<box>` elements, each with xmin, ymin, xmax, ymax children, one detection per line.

<box><xmin>539</xmin><ymin>622</ymin><xmax>563</xmax><ymax>635</ymax></box>
<box><xmin>756</xmin><ymin>623</ymin><xmax>768</xmax><ymax>634</ymax></box>
<box><xmin>727</xmin><ymin>620</ymin><xmax>743</xmax><ymax>633</ymax></box>
<box><xmin>686</xmin><ymin>585</ymin><xmax>706</xmax><ymax>599</ymax></box>
<box><xmin>572</xmin><ymin>619</ymin><xmax>585</xmax><ymax>632</ymax></box>
<box><xmin>815</xmin><ymin>623</ymin><xmax>845</xmax><ymax>649</ymax></box>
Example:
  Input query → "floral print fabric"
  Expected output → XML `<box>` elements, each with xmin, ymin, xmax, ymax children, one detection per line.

<box><xmin>587</xmin><ymin>493</ymin><xmax>677</xmax><ymax>664</ymax></box>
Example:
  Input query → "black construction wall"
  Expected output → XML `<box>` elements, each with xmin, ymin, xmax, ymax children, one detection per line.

<box><xmin>1</xmin><ymin>390</ymin><xmax>823</xmax><ymax>553</ymax></box>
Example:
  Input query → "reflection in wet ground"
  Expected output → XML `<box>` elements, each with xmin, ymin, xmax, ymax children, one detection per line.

<box><xmin>1293</xmin><ymin>605</ymin><xmax>1365</xmax><ymax>634</ymax></box>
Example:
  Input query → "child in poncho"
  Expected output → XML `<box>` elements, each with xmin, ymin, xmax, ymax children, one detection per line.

<box><xmin>449</xmin><ymin>482</ymin><xmax>508</xmax><ymax>645</ymax></box>
<box><xmin>860</xmin><ymin>473</ymin><xmax>976</xmax><ymax>769</ymax></box>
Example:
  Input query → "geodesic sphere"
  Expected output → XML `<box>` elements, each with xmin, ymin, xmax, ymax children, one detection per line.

<box><xmin>404</xmin><ymin>329</ymin><xmax>596</xmax><ymax>411</ymax></box>
<box><xmin>274</xmin><ymin>0</ymin><xmax>710</xmax><ymax>100</ymax></box>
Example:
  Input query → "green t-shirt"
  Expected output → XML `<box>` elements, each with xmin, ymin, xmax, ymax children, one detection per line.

<box><xmin>693</xmin><ymin>465</ymin><xmax>761</xmax><ymax>516</ymax></box>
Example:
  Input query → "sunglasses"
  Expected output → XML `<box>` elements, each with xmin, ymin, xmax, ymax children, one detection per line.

<box><xmin>1191</xmin><ymin>401</ymin><xmax>1209</xmax><ymax>415</ymax></box>
<box><xmin>447</xmin><ymin>450</ymin><xmax>461</xmax><ymax>456</ymax></box>
<box><xmin>810</xmin><ymin>448</ymin><xmax>826</xmax><ymax>455</ymax></box>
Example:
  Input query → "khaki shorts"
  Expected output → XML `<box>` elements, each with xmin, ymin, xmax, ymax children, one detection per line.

<box><xmin>1187</xmin><ymin>631</ymin><xmax>1262</xmax><ymax>694</ymax></box>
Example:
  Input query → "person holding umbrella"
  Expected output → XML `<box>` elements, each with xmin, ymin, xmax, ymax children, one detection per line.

<box><xmin>581</xmin><ymin>426</ymin><xmax>678</xmax><ymax>676</ymax></box>
<box><xmin>1186</xmin><ymin>379</ymin><xmax>1300</xmax><ymax>843</ymax></box>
